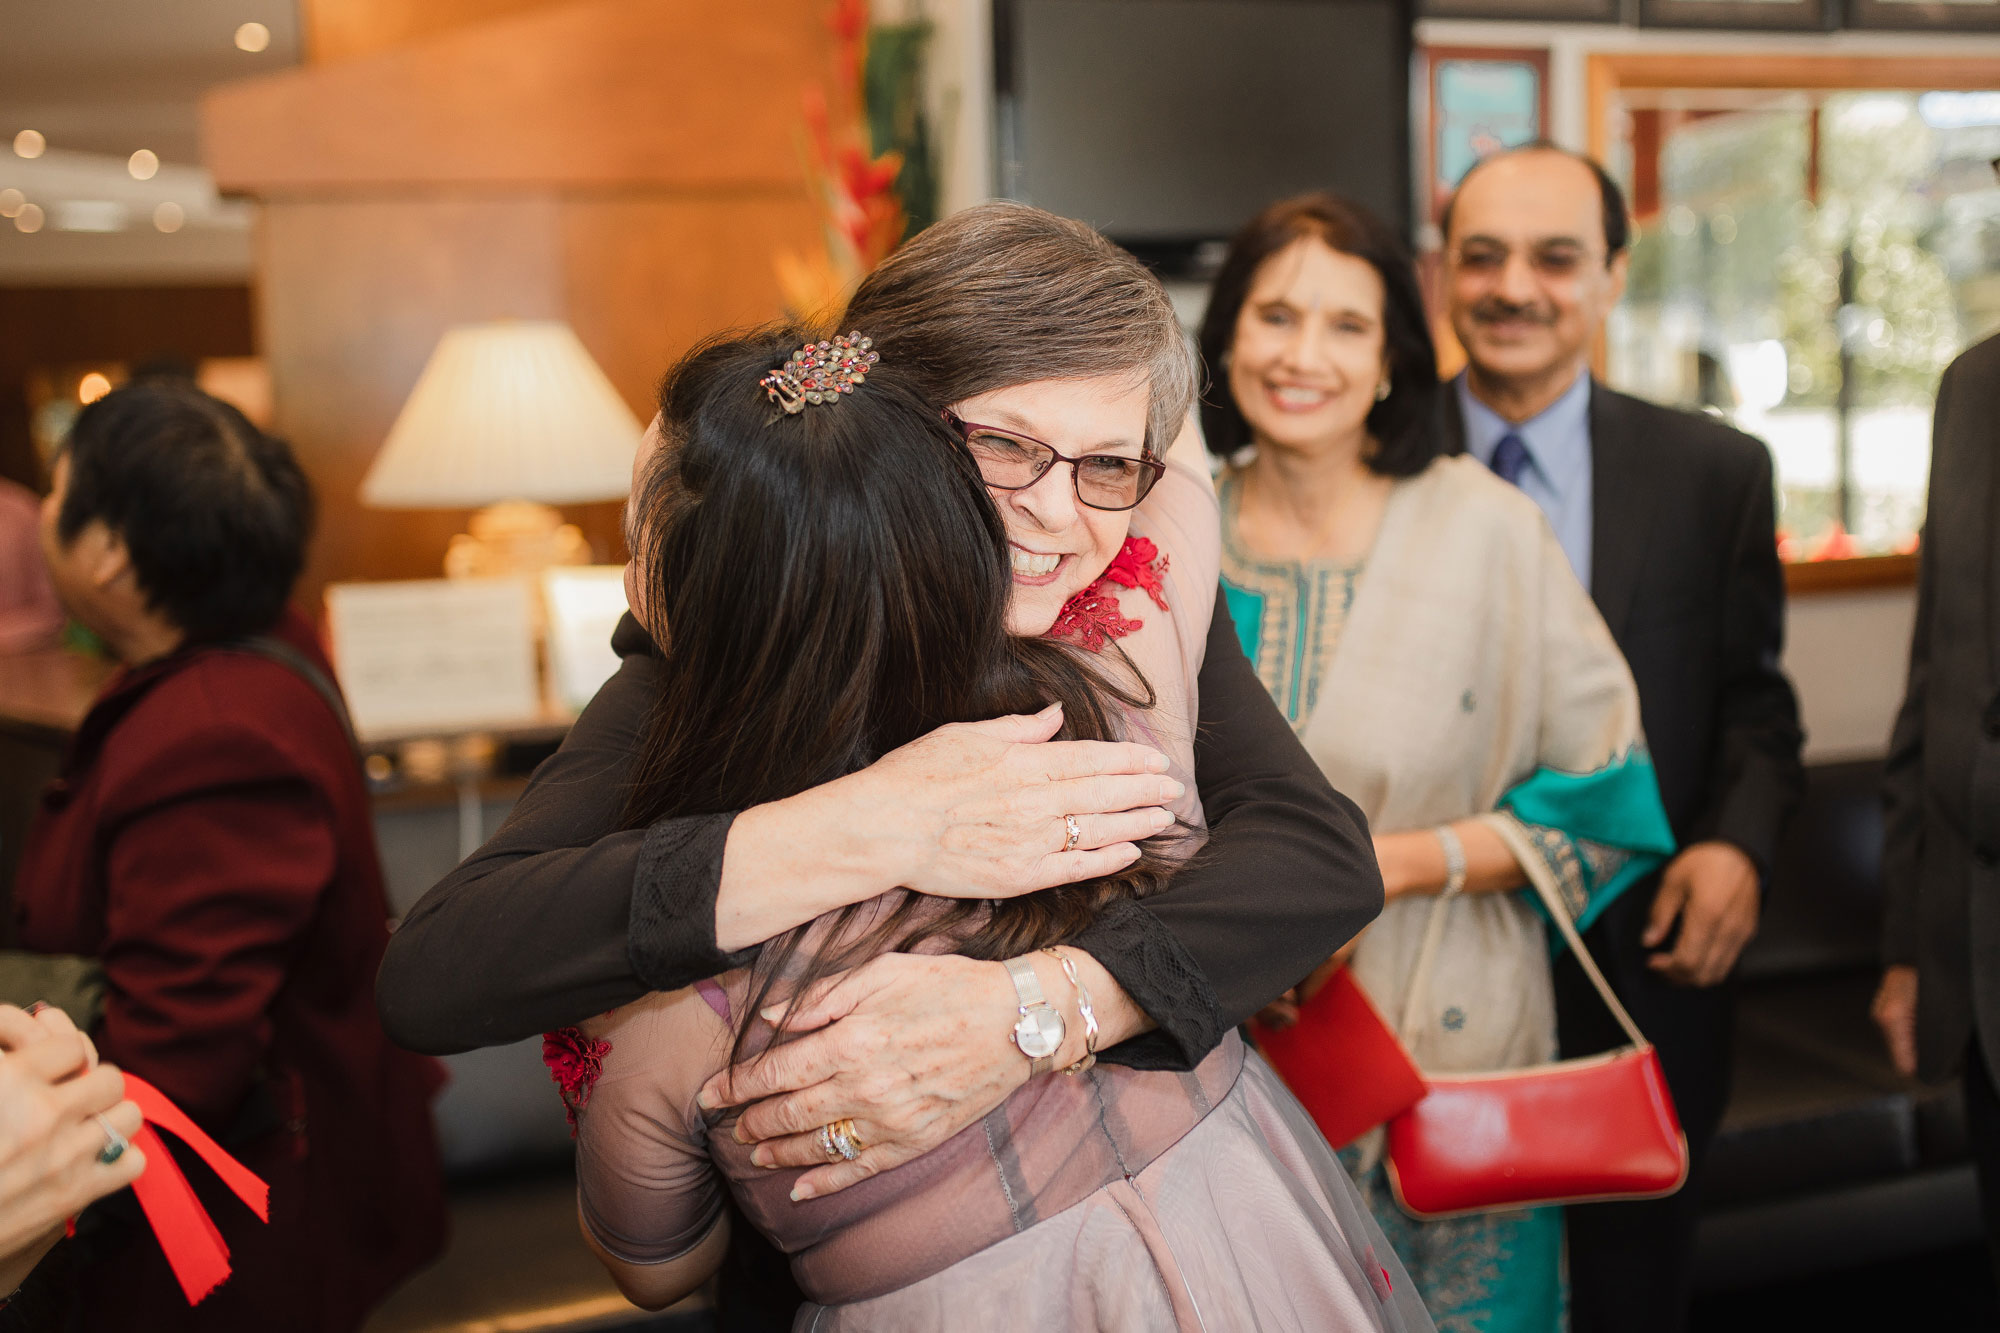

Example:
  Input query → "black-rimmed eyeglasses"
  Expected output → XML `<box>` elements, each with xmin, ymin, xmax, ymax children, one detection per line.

<box><xmin>944</xmin><ymin>411</ymin><xmax>1164</xmax><ymax>513</ymax></box>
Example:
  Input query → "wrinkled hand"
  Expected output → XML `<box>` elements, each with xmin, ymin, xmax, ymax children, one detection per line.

<box><xmin>0</xmin><ymin>1005</ymin><xmax>146</xmax><ymax>1269</ymax></box>
<box><xmin>1871</xmin><ymin>965</ymin><xmax>1919</xmax><ymax>1079</ymax></box>
<box><xmin>858</xmin><ymin>703</ymin><xmax>1181</xmax><ymax>899</ymax></box>
<box><xmin>1642</xmin><ymin>842</ymin><xmax>1760</xmax><ymax>987</ymax></box>
<box><xmin>697</xmin><ymin>954</ymin><xmax>1026</xmax><ymax>1201</ymax></box>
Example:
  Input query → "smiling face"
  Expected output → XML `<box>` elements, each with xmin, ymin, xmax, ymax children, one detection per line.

<box><xmin>1226</xmin><ymin>236</ymin><xmax>1388</xmax><ymax>463</ymax></box>
<box><xmin>954</xmin><ymin>374</ymin><xmax>1152</xmax><ymax>637</ymax></box>
<box><xmin>1444</xmin><ymin>149</ymin><xmax>1628</xmax><ymax>405</ymax></box>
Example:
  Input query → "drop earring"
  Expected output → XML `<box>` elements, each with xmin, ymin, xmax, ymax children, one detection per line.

<box><xmin>1375</xmin><ymin>374</ymin><xmax>1391</xmax><ymax>403</ymax></box>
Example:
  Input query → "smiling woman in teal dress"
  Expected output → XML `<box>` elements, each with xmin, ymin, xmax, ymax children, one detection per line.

<box><xmin>1200</xmin><ymin>192</ymin><xmax>1677</xmax><ymax>1333</ymax></box>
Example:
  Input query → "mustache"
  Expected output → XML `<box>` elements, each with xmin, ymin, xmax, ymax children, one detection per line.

<box><xmin>1470</xmin><ymin>298</ymin><xmax>1557</xmax><ymax>327</ymax></box>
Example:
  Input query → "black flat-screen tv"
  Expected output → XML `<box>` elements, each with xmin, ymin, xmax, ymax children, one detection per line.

<box><xmin>996</xmin><ymin>0</ymin><xmax>1413</xmax><ymax>271</ymax></box>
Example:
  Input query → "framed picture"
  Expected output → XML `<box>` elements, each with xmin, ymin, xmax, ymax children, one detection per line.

<box><xmin>1420</xmin><ymin>0</ymin><xmax>1617</xmax><ymax>22</ymax></box>
<box><xmin>1638</xmin><ymin>0</ymin><xmax>1835</xmax><ymax>27</ymax></box>
<box><xmin>1420</xmin><ymin>48</ymin><xmax>1550</xmax><ymax>230</ymax></box>
<box><xmin>1848</xmin><ymin>0</ymin><xmax>2000</xmax><ymax>28</ymax></box>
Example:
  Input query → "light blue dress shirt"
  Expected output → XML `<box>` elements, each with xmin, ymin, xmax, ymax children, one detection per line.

<box><xmin>1457</xmin><ymin>370</ymin><xmax>1595</xmax><ymax>591</ymax></box>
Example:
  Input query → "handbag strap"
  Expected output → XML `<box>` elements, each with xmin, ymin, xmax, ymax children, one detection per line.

<box><xmin>1515</xmin><ymin>849</ymin><xmax>1651</xmax><ymax>1051</ymax></box>
<box><xmin>1395</xmin><ymin>822</ymin><xmax>1652</xmax><ymax>1052</ymax></box>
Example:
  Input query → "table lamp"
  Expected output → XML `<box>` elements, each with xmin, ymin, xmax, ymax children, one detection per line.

<box><xmin>360</xmin><ymin>320</ymin><xmax>642</xmax><ymax>579</ymax></box>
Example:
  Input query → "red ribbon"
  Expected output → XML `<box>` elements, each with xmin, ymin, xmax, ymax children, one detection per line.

<box><xmin>121</xmin><ymin>1073</ymin><xmax>271</xmax><ymax>1306</ymax></box>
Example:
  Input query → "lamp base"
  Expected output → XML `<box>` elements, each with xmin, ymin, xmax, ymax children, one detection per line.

<box><xmin>442</xmin><ymin>500</ymin><xmax>591</xmax><ymax>581</ymax></box>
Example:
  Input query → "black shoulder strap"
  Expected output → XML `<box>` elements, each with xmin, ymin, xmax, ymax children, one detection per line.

<box><xmin>211</xmin><ymin>636</ymin><xmax>362</xmax><ymax>761</ymax></box>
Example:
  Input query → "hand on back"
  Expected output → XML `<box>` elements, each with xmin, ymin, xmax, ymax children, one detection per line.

<box><xmin>855</xmin><ymin>702</ymin><xmax>1182</xmax><ymax>898</ymax></box>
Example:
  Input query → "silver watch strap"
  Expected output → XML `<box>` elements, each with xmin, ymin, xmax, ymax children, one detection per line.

<box><xmin>1004</xmin><ymin>954</ymin><xmax>1048</xmax><ymax>1008</ymax></box>
<box><xmin>1004</xmin><ymin>955</ymin><xmax>1055</xmax><ymax>1075</ymax></box>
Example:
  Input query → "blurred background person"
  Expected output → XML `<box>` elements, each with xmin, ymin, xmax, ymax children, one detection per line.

<box><xmin>0</xmin><ymin>476</ymin><xmax>62</xmax><ymax>654</ymax></box>
<box><xmin>1201</xmin><ymin>190</ymin><xmax>1675</xmax><ymax>1329</ymax></box>
<box><xmin>1874</xmin><ymin>325</ymin><xmax>2000</xmax><ymax>1289</ymax></box>
<box><xmin>1437</xmin><ymin>144</ymin><xmax>1804</xmax><ymax>1333</ymax></box>
<box><xmin>9</xmin><ymin>382</ymin><xmax>446</xmax><ymax>1330</ymax></box>
<box><xmin>0</xmin><ymin>1002</ymin><xmax>144</xmax><ymax>1317</ymax></box>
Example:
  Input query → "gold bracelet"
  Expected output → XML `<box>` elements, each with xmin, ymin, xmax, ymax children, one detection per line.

<box><xmin>1040</xmin><ymin>947</ymin><xmax>1099</xmax><ymax>1075</ymax></box>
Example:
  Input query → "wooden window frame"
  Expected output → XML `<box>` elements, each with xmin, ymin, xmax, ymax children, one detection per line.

<box><xmin>1587</xmin><ymin>52</ymin><xmax>1992</xmax><ymax>595</ymax></box>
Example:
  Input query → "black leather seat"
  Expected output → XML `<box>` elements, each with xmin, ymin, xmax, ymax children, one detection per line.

<box><xmin>1694</xmin><ymin>761</ymin><xmax>1980</xmax><ymax>1290</ymax></box>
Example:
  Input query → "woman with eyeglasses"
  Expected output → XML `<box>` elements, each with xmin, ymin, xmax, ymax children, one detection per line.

<box><xmin>569</xmin><ymin>321</ymin><xmax>1432</xmax><ymax>1331</ymax></box>
<box><xmin>1202</xmin><ymin>192</ymin><xmax>1676</xmax><ymax>1329</ymax></box>
<box><xmin>380</xmin><ymin>203</ymin><xmax>1398</xmax><ymax>1329</ymax></box>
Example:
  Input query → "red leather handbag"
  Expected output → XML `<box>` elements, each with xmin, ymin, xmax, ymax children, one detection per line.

<box><xmin>1251</xmin><ymin>966</ymin><xmax>1427</xmax><ymax>1151</ymax></box>
<box><xmin>1383</xmin><ymin>871</ymin><xmax>1689</xmax><ymax>1220</ymax></box>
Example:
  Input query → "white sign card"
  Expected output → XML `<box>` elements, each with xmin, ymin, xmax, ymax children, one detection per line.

<box><xmin>541</xmin><ymin>566</ymin><xmax>630</xmax><ymax>714</ymax></box>
<box><xmin>324</xmin><ymin>578</ymin><xmax>542</xmax><ymax>740</ymax></box>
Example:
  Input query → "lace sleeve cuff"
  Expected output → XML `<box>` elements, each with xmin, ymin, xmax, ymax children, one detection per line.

<box><xmin>1068</xmin><ymin>898</ymin><xmax>1225</xmax><ymax>1072</ymax></box>
<box><xmin>627</xmin><ymin>813</ymin><xmax>760</xmax><ymax>992</ymax></box>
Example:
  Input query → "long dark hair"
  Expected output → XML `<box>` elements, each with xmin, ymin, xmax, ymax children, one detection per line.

<box><xmin>1197</xmin><ymin>192</ymin><xmax>1439</xmax><ymax>476</ymax></box>
<box><xmin>624</xmin><ymin>327</ymin><xmax>1173</xmax><ymax>1057</ymax></box>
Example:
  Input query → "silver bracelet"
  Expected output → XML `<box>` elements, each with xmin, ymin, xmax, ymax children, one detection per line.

<box><xmin>1041</xmin><ymin>947</ymin><xmax>1099</xmax><ymax>1075</ymax></box>
<box><xmin>1434</xmin><ymin>824</ymin><xmax>1468</xmax><ymax>898</ymax></box>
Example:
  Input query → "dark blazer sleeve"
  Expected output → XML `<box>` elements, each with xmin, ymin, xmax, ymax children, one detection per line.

<box><xmin>376</xmin><ymin>616</ymin><xmax>753</xmax><ymax>1055</ymax></box>
<box><xmin>1073</xmin><ymin>590</ymin><xmax>1383</xmax><ymax>1068</ymax></box>
<box><xmin>1881</xmin><ymin>364</ymin><xmax>1954</xmax><ymax>967</ymax></box>
<box><xmin>1687</xmin><ymin>439</ymin><xmax>1805</xmax><ymax>878</ymax></box>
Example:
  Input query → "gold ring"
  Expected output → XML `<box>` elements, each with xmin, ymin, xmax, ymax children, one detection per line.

<box><xmin>827</xmin><ymin>1119</ymin><xmax>861</xmax><ymax>1161</ymax></box>
<box><xmin>1062</xmin><ymin>814</ymin><xmax>1082</xmax><ymax>853</ymax></box>
<box><xmin>816</xmin><ymin>1123</ymin><xmax>843</xmax><ymax>1163</ymax></box>
<box><xmin>834</xmin><ymin>1117</ymin><xmax>867</xmax><ymax>1153</ymax></box>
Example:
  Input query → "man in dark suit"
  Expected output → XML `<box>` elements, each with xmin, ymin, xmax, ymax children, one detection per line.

<box><xmin>1873</xmin><ymin>329</ymin><xmax>2000</xmax><ymax>1283</ymax></box>
<box><xmin>1438</xmin><ymin>143</ymin><xmax>1805</xmax><ymax>1333</ymax></box>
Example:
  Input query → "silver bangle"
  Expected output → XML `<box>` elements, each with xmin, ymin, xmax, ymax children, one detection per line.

<box><xmin>1435</xmin><ymin>825</ymin><xmax>1468</xmax><ymax>898</ymax></box>
<box><xmin>1041</xmin><ymin>947</ymin><xmax>1099</xmax><ymax>1075</ymax></box>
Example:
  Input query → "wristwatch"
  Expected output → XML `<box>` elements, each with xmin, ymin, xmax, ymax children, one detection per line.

<box><xmin>1004</xmin><ymin>955</ymin><xmax>1065</xmax><ymax>1076</ymax></box>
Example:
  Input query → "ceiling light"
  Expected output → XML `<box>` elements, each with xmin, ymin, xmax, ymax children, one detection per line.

<box><xmin>15</xmin><ymin>203</ymin><xmax>44</xmax><ymax>233</ymax></box>
<box><xmin>154</xmin><ymin>201</ymin><xmax>186</xmax><ymax>233</ymax></box>
<box><xmin>78</xmin><ymin>373</ymin><xmax>112</xmax><ymax>405</ymax></box>
<box><xmin>235</xmin><ymin>22</ymin><xmax>271</xmax><ymax>53</ymax></box>
<box><xmin>13</xmin><ymin>130</ymin><xmax>45</xmax><ymax>159</ymax></box>
<box><xmin>0</xmin><ymin>188</ymin><xmax>21</xmax><ymax>218</ymax></box>
<box><xmin>128</xmin><ymin>149</ymin><xmax>159</xmax><ymax>180</ymax></box>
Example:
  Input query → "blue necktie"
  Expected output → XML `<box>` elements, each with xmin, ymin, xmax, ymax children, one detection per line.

<box><xmin>1489</xmin><ymin>432</ymin><xmax>1531</xmax><ymax>487</ymax></box>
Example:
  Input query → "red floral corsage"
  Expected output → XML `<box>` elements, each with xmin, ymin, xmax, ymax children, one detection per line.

<box><xmin>542</xmin><ymin>1026</ymin><xmax>611</xmax><ymax>1135</ymax></box>
<box><xmin>1046</xmin><ymin>536</ymin><xmax>1170</xmax><ymax>652</ymax></box>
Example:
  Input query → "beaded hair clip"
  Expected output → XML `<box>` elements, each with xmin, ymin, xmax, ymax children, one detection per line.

<box><xmin>760</xmin><ymin>332</ymin><xmax>880</xmax><ymax>414</ymax></box>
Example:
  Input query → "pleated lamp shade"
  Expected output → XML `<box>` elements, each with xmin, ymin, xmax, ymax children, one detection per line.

<box><xmin>361</xmin><ymin>321</ymin><xmax>643</xmax><ymax>509</ymax></box>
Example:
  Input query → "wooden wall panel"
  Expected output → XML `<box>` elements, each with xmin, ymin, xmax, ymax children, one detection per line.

<box><xmin>302</xmin><ymin>0</ymin><xmax>575</xmax><ymax>64</ymax></box>
<box><xmin>206</xmin><ymin>0</ymin><xmax>823</xmax><ymax>194</ymax></box>
<box><xmin>558</xmin><ymin>193</ymin><xmax>822</xmax><ymax>419</ymax></box>
<box><xmin>0</xmin><ymin>285</ymin><xmax>256</xmax><ymax>490</ymax></box>
<box><xmin>256</xmin><ymin>196</ymin><xmax>574</xmax><ymax>597</ymax></box>
<box><xmin>215</xmin><ymin>0</ymin><xmax>826</xmax><ymax>598</ymax></box>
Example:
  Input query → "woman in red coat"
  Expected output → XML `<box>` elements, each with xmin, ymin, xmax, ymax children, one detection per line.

<box><xmin>11</xmin><ymin>383</ymin><xmax>446</xmax><ymax>1330</ymax></box>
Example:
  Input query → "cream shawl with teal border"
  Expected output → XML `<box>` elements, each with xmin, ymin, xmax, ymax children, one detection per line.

<box><xmin>1227</xmin><ymin>455</ymin><xmax>1674</xmax><ymax>1079</ymax></box>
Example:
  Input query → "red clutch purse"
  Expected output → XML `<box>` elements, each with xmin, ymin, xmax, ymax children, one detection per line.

<box><xmin>1250</xmin><ymin>965</ymin><xmax>1426</xmax><ymax>1150</ymax></box>
<box><xmin>1382</xmin><ymin>868</ymin><xmax>1689</xmax><ymax>1220</ymax></box>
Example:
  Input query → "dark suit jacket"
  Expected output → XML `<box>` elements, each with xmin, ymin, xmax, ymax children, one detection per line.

<box><xmin>1884</xmin><ymin>332</ymin><xmax>2000</xmax><ymax>1084</ymax></box>
<box><xmin>13</xmin><ymin>612</ymin><xmax>447</xmax><ymax>1332</ymax></box>
<box><xmin>1442</xmin><ymin>378</ymin><xmax>1805</xmax><ymax>1142</ymax></box>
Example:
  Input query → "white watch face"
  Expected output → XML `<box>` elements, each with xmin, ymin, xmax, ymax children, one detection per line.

<box><xmin>1014</xmin><ymin>1005</ymin><xmax>1064</xmax><ymax>1060</ymax></box>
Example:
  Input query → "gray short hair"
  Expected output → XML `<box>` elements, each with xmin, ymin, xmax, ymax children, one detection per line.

<box><xmin>840</xmin><ymin>202</ymin><xmax>1195</xmax><ymax>456</ymax></box>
